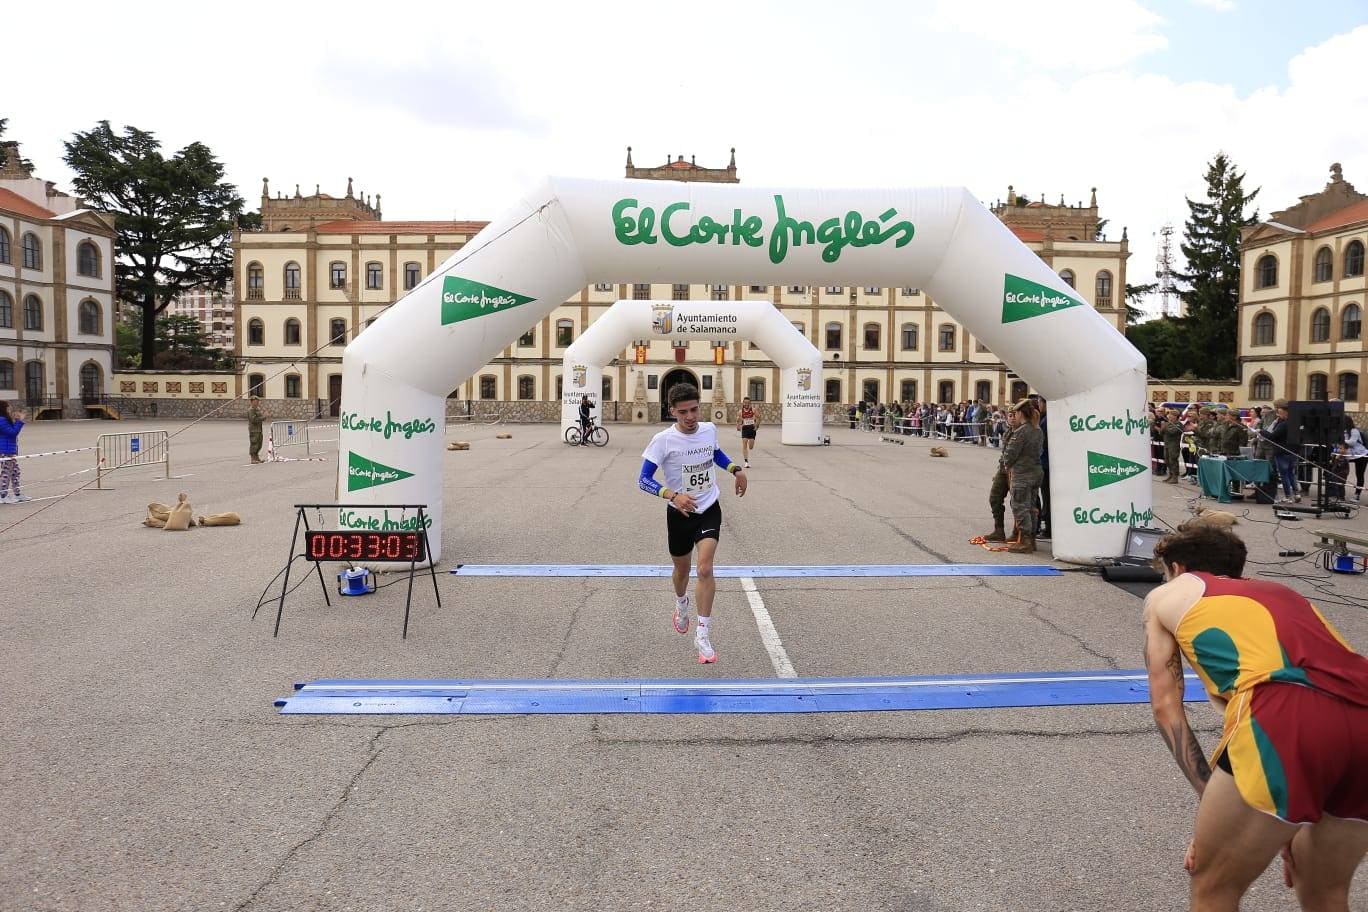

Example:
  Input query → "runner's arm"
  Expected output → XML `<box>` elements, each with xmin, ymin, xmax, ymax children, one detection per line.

<box><xmin>1143</xmin><ymin>594</ymin><xmax>1211</xmax><ymax>796</ymax></box>
<box><xmin>713</xmin><ymin>448</ymin><xmax>743</xmax><ymax>475</ymax></box>
<box><xmin>638</xmin><ymin>458</ymin><xmax>677</xmax><ymax>501</ymax></box>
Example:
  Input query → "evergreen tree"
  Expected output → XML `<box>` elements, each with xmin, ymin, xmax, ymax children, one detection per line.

<box><xmin>63</xmin><ymin>122</ymin><xmax>246</xmax><ymax>368</ymax></box>
<box><xmin>1176</xmin><ymin>153</ymin><xmax>1259</xmax><ymax>377</ymax></box>
<box><xmin>0</xmin><ymin>118</ymin><xmax>35</xmax><ymax>171</ymax></box>
<box><xmin>152</xmin><ymin>313</ymin><xmax>230</xmax><ymax>370</ymax></box>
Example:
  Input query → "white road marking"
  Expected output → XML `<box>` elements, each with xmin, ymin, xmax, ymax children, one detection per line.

<box><xmin>741</xmin><ymin>576</ymin><xmax>797</xmax><ymax>678</ymax></box>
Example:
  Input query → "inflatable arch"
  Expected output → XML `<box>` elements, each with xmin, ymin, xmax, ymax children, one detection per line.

<box><xmin>560</xmin><ymin>299</ymin><xmax>824</xmax><ymax>445</ymax></box>
<box><xmin>339</xmin><ymin>178</ymin><xmax>1150</xmax><ymax>564</ymax></box>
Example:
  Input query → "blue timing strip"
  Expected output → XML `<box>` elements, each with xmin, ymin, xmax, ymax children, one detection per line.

<box><xmin>276</xmin><ymin>668</ymin><xmax>1204</xmax><ymax>715</ymax></box>
<box><xmin>450</xmin><ymin>564</ymin><xmax>1061</xmax><ymax>578</ymax></box>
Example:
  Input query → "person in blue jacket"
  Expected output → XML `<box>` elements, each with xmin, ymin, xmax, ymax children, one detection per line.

<box><xmin>0</xmin><ymin>401</ymin><xmax>29</xmax><ymax>503</ymax></box>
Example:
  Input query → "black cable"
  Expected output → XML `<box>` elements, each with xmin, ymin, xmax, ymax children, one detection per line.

<box><xmin>250</xmin><ymin>554</ymin><xmax>316</xmax><ymax>619</ymax></box>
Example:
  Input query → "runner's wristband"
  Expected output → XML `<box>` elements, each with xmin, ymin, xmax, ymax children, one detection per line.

<box><xmin>726</xmin><ymin>464</ymin><xmax>742</xmax><ymax>475</ymax></box>
<box><xmin>660</xmin><ymin>488</ymin><xmax>676</xmax><ymax>501</ymax></box>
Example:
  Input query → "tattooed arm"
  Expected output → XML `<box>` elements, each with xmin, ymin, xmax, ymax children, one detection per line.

<box><xmin>1143</xmin><ymin>592</ymin><xmax>1211</xmax><ymax>796</ymax></box>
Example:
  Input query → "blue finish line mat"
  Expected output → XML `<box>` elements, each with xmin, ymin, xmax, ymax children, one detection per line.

<box><xmin>276</xmin><ymin>669</ymin><xmax>1204</xmax><ymax>715</ymax></box>
<box><xmin>450</xmin><ymin>564</ymin><xmax>1062</xmax><ymax>578</ymax></box>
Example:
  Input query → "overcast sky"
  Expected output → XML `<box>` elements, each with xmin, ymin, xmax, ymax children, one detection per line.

<box><xmin>6</xmin><ymin>0</ymin><xmax>1366</xmax><ymax>315</ymax></box>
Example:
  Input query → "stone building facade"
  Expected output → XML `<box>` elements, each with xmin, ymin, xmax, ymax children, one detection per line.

<box><xmin>1239</xmin><ymin>163</ymin><xmax>1368</xmax><ymax>409</ymax></box>
<box><xmin>228</xmin><ymin>151</ymin><xmax>1129</xmax><ymax>421</ymax></box>
<box><xmin>0</xmin><ymin>139</ymin><xmax>116</xmax><ymax>416</ymax></box>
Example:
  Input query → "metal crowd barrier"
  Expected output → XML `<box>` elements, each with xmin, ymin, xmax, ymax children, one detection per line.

<box><xmin>96</xmin><ymin>430</ymin><xmax>170</xmax><ymax>489</ymax></box>
<box><xmin>268</xmin><ymin>420</ymin><xmax>339</xmax><ymax>461</ymax></box>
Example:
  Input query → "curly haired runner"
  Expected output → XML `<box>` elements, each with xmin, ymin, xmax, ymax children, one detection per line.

<box><xmin>1142</xmin><ymin>524</ymin><xmax>1368</xmax><ymax>911</ymax></box>
<box><xmin>638</xmin><ymin>383</ymin><xmax>748</xmax><ymax>664</ymax></box>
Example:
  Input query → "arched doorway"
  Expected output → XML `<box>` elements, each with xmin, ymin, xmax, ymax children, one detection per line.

<box><xmin>80</xmin><ymin>362</ymin><xmax>103</xmax><ymax>404</ymax></box>
<box><xmin>1010</xmin><ymin>380</ymin><xmax>1029</xmax><ymax>402</ymax></box>
<box><xmin>659</xmin><ymin>367</ymin><xmax>698</xmax><ymax>421</ymax></box>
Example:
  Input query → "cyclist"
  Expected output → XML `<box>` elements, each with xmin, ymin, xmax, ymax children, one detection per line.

<box><xmin>577</xmin><ymin>394</ymin><xmax>594</xmax><ymax>446</ymax></box>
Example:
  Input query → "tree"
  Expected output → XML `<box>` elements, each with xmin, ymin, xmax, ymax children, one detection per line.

<box><xmin>114</xmin><ymin>314</ymin><xmax>142</xmax><ymax>369</ymax></box>
<box><xmin>152</xmin><ymin>313</ymin><xmax>230</xmax><ymax>370</ymax></box>
<box><xmin>1127</xmin><ymin>316</ymin><xmax>1197</xmax><ymax>379</ymax></box>
<box><xmin>1125</xmin><ymin>281</ymin><xmax>1156</xmax><ymax>325</ymax></box>
<box><xmin>0</xmin><ymin>118</ymin><xmax>35</xmax><ymax>172</ymax></box>
<box><xmin>1175</xmin><ymin>153</ymin><xmax>1259</xmax><ymax>378</ymax></box>
<box><xmin>63</xmin><ymin>122</ymin><xmax>246</xmax><ymax>369</ymax></box>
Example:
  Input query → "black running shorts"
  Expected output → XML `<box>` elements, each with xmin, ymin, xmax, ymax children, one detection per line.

<box><xmin>666</xmin><ymin>500</ymin><xmax>722</xmax><ymax>557</ymax></box>
<box><xmin>741</xmin><ymin>426</ymin><xmax>756</xmax><ymax>440</ymax></box>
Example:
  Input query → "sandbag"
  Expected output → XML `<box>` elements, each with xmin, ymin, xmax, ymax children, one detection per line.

<box><xmin>163</xmin><ymin>493</ymin><xmax>194</xmax><ymax>531</ymax></box>
<box><xmin>929</xmin><ymin>446</ymin><xmax>948</xmax><ymax>458</ymax></box>
<box><xmin>197</xmin><ymin>512</ymin><xmax>242</xmax><ymax>527</ymax></box>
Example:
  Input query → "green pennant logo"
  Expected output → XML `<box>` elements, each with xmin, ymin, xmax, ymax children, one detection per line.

<box><xmin>1087</xmin><ymin>451</ymin><xmax>1148</xmax><ymax>490</ymax></box>
<box><xmin>347</xmin><ymin>451</ymin><xmax>415</xmax><ymax>492</ymax></box>
<box><xmin>440</xmin><ymin>276</ymin><xmax>535</xmax><ymax>326</ymax></box>
<box><xmin>1002</xmin><ymin>273</ymin><xmax>1086</xmax><ymax>324</ymax></box>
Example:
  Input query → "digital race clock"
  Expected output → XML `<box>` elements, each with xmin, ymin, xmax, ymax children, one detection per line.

<box><xmin>304</xmin><ymin>530</ymin><xmax>426</xmax><ymax>563</ymax></box>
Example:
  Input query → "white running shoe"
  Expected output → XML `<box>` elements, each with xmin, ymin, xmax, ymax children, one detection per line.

<box><xmin>672</xmin><ymin>596</ymin><xmax>690</xmax><ymax>634</ymax></box>
<box><xmin>14</xmin><ymin>493</ymin><xmax>31</xmax><ymax>502</ymax></box>
<box><xmin>695</xmin><ymin>633</ymin><xmax>717</xmax><ymax>664</ymax></box>
<box><xmin>743</xmin><ymin>460</ymin><xmax>750</xmax><ymax>468</ymax></box>
<box><xmin>0</xmin><ymin>494</ymin><xmax>16</xmax><ymax>505</ymax></box>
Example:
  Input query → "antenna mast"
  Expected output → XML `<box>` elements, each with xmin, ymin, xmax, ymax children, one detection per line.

<box><xmin>1155</xmin><ymin>223</ymin><xmax>1178</xmax><ymax>317</ymax></box>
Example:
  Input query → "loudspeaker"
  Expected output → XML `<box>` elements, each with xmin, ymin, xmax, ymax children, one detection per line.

<box><xmin>1285</xmin><ymin>400</ymin><xmax>1345</xmax><ymax>448</ymax></box>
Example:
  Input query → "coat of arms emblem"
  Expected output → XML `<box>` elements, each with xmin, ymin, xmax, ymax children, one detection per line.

<box><xmin>572</xmin><ymin>364</ymin><xmax>587</xmax><ymax>387</ymax></box>
<box><xmin>651</xmin><ymin>304</ymin><xmax>673</xmax><ymax>335</ymax></box>
<box><xmin>796</xmin><ymin>368</ymin><xmax>812</xmax><ymax>391</ymax></box>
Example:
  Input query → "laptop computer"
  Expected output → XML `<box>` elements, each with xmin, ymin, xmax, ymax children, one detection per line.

<box><xmin>1115</xmin><ymin>525</ymin><xmax>1167</xmax><ymax>567</ymax></box>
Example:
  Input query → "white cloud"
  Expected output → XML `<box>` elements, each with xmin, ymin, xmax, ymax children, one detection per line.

<box><xmin>1189</xmin><ymin>0</ymin><xmax>1236</xmax><ymax>10</ymax></box>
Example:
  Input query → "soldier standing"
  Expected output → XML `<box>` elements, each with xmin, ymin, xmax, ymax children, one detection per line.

<box><xmin>1161</xmin><ymin>409</ymin><xmax>1184</xmax><ymax>484</ymax></box>
<box><xmin>982</xmin><ymin>416</ymin><xmax>1016</xmax><ymax>542</ymax></box>
<box><xmin>247</xmin><ymin>395</ymin><xmax>265</xmax><ymax>464</ymax></box>
<box><xmin>1002</xmin><ymin>399</ymin><xmax>1044</xmax><ymax>554</ymax></box>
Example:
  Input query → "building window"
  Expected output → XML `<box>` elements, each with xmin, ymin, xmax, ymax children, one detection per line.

<box><xmin>21</xmin><ymin>232</ymin><xmax>40</xmax><ymax>270</ymax></box>
<box><xmin>24</xmin><ymin>361</ymin><xmax>43</xmax><ymax>402</ymax></box>
<box><xmin>701</xmin><ymin>375</ymin><xmax>713</xmax><ymax>391</ymax></box>
<box><xmin>1346</xmin><ymin>241</ymin><xmax>1365</xmax><ymax>278</ymax></box>
<box><xmin>556</xmin><ymin>375</ymin><xmax>563</xmax><ymax>400</ymax></box>
<box><xmin>863</xmin><ymin>323</ymin><xmax>881</xmax><ymax>350</ymax></box>
<box><xmin>284</xmin><ymin>318</ymin><xmax>301</xmax><ymax>345</ymax></box>
<box><xmin>78</xmin><ymin>300</ymin><xmax>101</xmax><ymax>335</ymax></box>
<box><xmin>247</xmin><ymin>318</ymin><xmax>264</xmax><ymax>346</ymax></box>
<box><xmin>1341</xmin><ymin>303</ymin><xmax>1362</xmax><ymax>341</ymax></box>
<box><xmin>517</xmin><ymin>329</ymin><xmax>535</xmax><ymax>347</ymax></box>
<box><xmin>748</xmin><ymin>378</ymin><xmax>766</xmax><ymax>402</ymax></box>
<box><xmin>672</xmin><ymin>283</ymin><xmax>690</xmax><ymax>301</ymax></box>
<box><xmin>864</xmin><ymin>286</ymin><xmax>881</xmax><ymax>295</ymax></box>
<box><xmin>647</xmin><ymin>374</ymin><xmax>658</xmax><ymax>390</ymax></box>
<box><xmin>1256</xmin><ymin>254</ymin><xmax>1278</xmax><ymax>289</ymax></box>
<box><xmin>329</xmin><ymin>262</ymin><xmax>346</xmax><ymax>289</ymax></box>
<box><xmin>1011</xmin><ymin>380</ymin><xmax>1029</xmax><ymax>401</ymax></box>
<box><xmin>750</xmin><ymin>285</ymin><xmax>768</xmax><ymax>293</ymax></box>
<box><xmin>479</xmin><ymin>375</ymin><xmax>496</xmax><ymax>399</ymax></box>
<box><xmin>1314</xmin><ymin>246</ymin><xmax>1333</xmax><ymax>283</ymax></box>
<box><xmin>632</xmin><ymin>283</ymin><xmax>651</xmax><ymax>300</ymax></box>
<box><xmin>938</xmin><ymin>380</ymin><xmax>955</xmax><ymax>403</ymax></box>
<box><xmin>901</xmin><ymin>287</ymin><xmax>919</xmax><ymax>296</ymax></box>
<box><xmin>1251</xmin><ymin>374</ymin><xmax>1273</xmax><ymax>400</ymax></box>
<box><xmin>1311</xmin><ymin>307</ymin><xmax>1331</xmax><ymax>343</ymax></box>
<box><xmin>329</xmin><ymin>318</ymin><xmax>347</xmax><ymax>345</ymax></box>
<box><xmin>247</xmin><ymin>373</ymin><xmax>265</xmax><ymax>397</ymax></box>
<box><xmin>404</xmin><ymin>262</ymin><xmax>421</xmax><ymax>290</ymax></box>
<box><xmin>792</xmin><ymin>321</ymin><xmax>805</xmax><ymax>337</ymax></box>
<box><xmin>1059</xmin><ymin>269</ymin><xmax>1075</xmax><ymax>289</ymax></box>
<box><xmin>76</xmin><ymin>241</ymin><xmax>100</xmax><ymax>277</ymax></box>
<box><xmin>0</xmin><ymin>291</ymin><xmax>11</xmax><ymax>328</ymax></box>
<box><xmin>366</xmin><ymin>262</ymin><xmax>383</xmax><ymax>289</ymax></box>
<box><xmin>900</xmin><ymin>379</ymin><xmax>917</xmax><ymax>402</ymax></box>
<box><xmin>1308</xmin><ymin>373</ymin><xmax>1328</xmax><ymax>400</ymax></box>
<box><xmin>1095</xmin><ymin>270</ymin><xmax>1113</xmax><ymax>307</ymax></box>
<box><xmin>556</xmin><ymin>318</ymin><xmax>574</xmax><ymax>347</ymax></box>
<box><xmin>594</xmin><ymin>283</ymin><xmax>613</xmax><ymax>292</ymax></box>
<box><xmin>938</xmin><ymin>323</ymin><xmax>956</xmax><ymax>352</ymax></box>
<box><xmin>602</xmin><ymin>376</ymin><xmax>613</xmax><ymax>401</ymax></box>
<box><xmin>825</xmin><ymin>377</ymin><xmax>841</xmax><ymax>403</ymax></box>
<box><xmin>0</xmin><ymin>227</ymin><xmax>9</xmax><ymax>264</ymax></box>
<box><xmin>862</xmin><ymin>379</ymin><xmax>879</xmax><ymax>403</ymax></box>
<box><xmin>284</xmin><ymin>375</ymin><xmax>302</xmax><ymax>399</ymax></box>
<box><xmin>23</xmin><ymin>295</ymin><xmax>42</xmax><ymax>331</ymax></box>
<box><xmin>1339</xmin><ymin>372</ymin><xmax>1359</xmax><ymax>401</ymax></box>
<box><xmin>284</xmin><ymin>262</ymin><xmax>301</xmax><ymax>299</ymax></box>
<box><xmin>787</xmin><ymin>285</ymin><xmax>805</xmax><ymax>293</ymax></box>
<box><xmin>247</xmin><ymin>263</ymin><xmax>264</xmax><ymax>299</ymax></box>
<box><xmin>0</xmin><ymin>360</ymin><xmax>11</xmax><ymax>390</ymax></box>
<box><xmin>517</xmin><ymin>375</ymin><xmax>534</xmax><ymax>400</ymax></box>
<box><xmin>1253</xmin><ymin>312</ymin><xmax>1275</xmax><ymax>346</ymax></box>
<box><xmin>711</xmin><ymin>284</ymin><xmax>729</xmax><ymax>301</ymax></box>
<box><xmin>825</xmin><ymin>286</ymin><xmax>842</xmax><ymax>294</ymax></box>
<box><xmin>975</xmin><ymin>380</ymin><xmax>992</xmax><ymax>403</ymax></box>
<box><xmin>824</xmin><ymin>322</ymin><xmax>842</xmax><ymax>350</ymax></box>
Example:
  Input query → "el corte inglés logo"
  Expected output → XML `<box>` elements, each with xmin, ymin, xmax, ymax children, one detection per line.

<box><xmin>441</xmin><ymin>276</ymin><xmax>536</xmax><ymax>326</ymax></box>
<box><xmin>1001</xmin><ymin>274</ymin><xmax>1085</xmax><ymax>324</ymax></box>
<box><xmin>347</xmin><ymin>451</ymin><xmax>415</xmax><ymax>492</ymax></box>
<box><xmin>1086</xmin><ymin>451</ymin><xmax>1148</xmax><ymax>490</ymax></box>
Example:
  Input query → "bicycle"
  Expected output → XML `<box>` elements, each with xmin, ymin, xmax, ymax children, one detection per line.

<box><xmin>565</xmin><ymin>422</ymin><xmax>609</xmax><ymax>447</ymax></box>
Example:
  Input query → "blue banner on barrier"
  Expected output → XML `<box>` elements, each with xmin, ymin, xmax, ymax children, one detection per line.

<box><xmin>450</xmin><ymin>564</ymin><xmax>1061</xmax><ymax>578</ymax></box>
<box><xmin>276</xmin><ymin>669</ymin><xmax>1204</xmax><ymax>715</ymax></box>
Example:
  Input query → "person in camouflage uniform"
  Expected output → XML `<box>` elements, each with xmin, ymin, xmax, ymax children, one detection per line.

<box><xmin>247</xmin><ymin>396</ymin><xmax>265</xmax><ymax>464</ymax></box>
<box><xmin>1161</xmin><ymin>408</ymin><xmax>1184</xmax><ymax>483</ymax></box>
<box><xmin>1195</xmin><ymin>408</ymin><xmax>1219</xmax><ymax>457</ymax></box>
<box><xmin>1219</xmin><ymin>409</ymin><xmax>1249</xmax><ymax>456</ymax></box>
<box><xmin>1002</xmin><ymin>399</ymin><xmax>1044</xmax><ymax>554</ymax></box>
<box><xmin>982</xmin><ymin>415</ymin><xmax>1017</xmax><ymax>542</ymax></box>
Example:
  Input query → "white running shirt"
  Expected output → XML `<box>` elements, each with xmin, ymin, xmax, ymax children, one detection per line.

<box><xmin>643</xmin><ymin>422</ymin><xmax>721</xmax><ymax>513</ymax></box>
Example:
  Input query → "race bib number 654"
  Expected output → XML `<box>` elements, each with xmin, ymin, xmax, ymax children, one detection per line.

<box><xmin>681</xmin><ymin>460</ymin><xmax>713</xmax><ymax>494</ymax></box>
